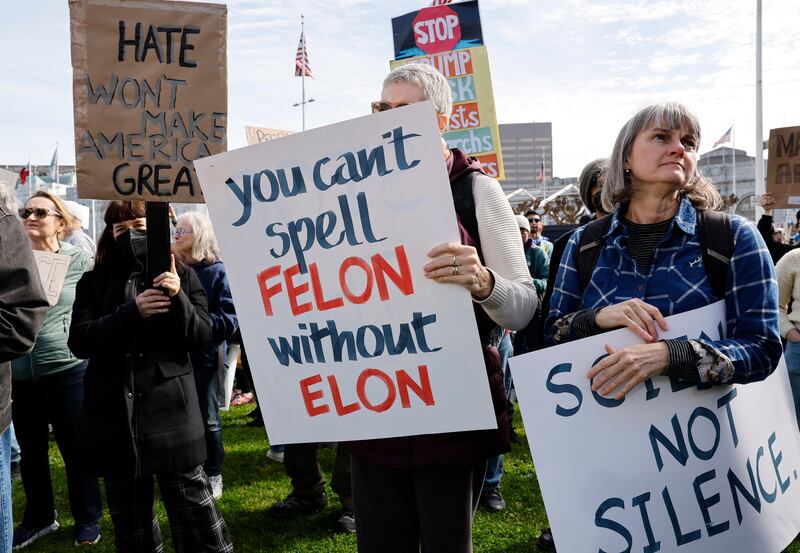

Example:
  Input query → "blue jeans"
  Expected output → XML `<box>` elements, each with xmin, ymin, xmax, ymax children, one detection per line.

<box><xmin>1</xmin><ymin>426</ymin><xmax>12</xmax><ymax>553</ymax></box>
<box><xmin>194</xmin><ymin>355</ymin><xmax>224</xmax><ymax>477</ymax></box>
<box><xmin>783</xmin><ymin>341</ymin><xmax>800</xmax><ymax>430</ymax></box>
<box><xmin>8</xmin><ymin>425</ymin><xmax>19</xmax><ymax>465</ymax></box>
<box><xmin>485</xmin><ymin>333</ymin><xmax>513</xmax><ymax>489</ymax></box>
<box><xmin>12</xmin><ymin>361</ymin><xmax>102</xmax><ymax>528</ymax></box>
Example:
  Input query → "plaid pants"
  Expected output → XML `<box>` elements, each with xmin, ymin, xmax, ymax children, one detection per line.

<box><xmin>105</xmin><ymin>465</ymin><xmax>233</xmax><ymax>553</ymax></box>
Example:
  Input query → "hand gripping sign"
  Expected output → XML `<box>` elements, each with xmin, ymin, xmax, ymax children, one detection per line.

<box><xmin>194</xmin><ymin>102</ymin><xmax>497</xmax><ymax>444</ymax></box>
<box><xmin>510</xmin><ymin>301</ymin><xmax>800</xmax><ymax>553</ymax></box>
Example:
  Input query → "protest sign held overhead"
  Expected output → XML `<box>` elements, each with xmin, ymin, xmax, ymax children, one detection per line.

<box><xmin>509</xmin><ymin>301</ymin><xmax>800</xmax><ymax>553</ymax></box>
<box><xmin>391</xmin><ymin>1</ymin><xmax>503</xmax><ymax>179</ymax></box>
<box><xmin>244</xmin><ymin>126</ymin><xmax>294</xmax><ymax>146</ymax></box>
<box><xmin>194</xmin><ymin>102</ymin><xmax>497</xmax><ymax>445</ymax></box>
<box><xmin>766</xmin><ymin>125</ymin><xmax>800</xmax><ymax>208</ymax></box>
<box><xmin>33</xmin><ymin>251</ymin><xmax>71</xmax><ymax>306</ymax></box>
<box><xmin>69</xmin><ymin>0</ymin><xmax>227</xmax><ymax>203</ymax></box>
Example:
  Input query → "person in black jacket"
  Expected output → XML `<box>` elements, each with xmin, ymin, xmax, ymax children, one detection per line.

<box><xmin>757</xmin><ymin>193</ymin><xmax>797</xmax><ymax>264</ymax></box>
<box><xmin>0</xmin><ymin>195</ymin><xmax>49</xmax><ymax>553</ymax></box>
<box><xmin>68</xmin><ymin>201</ymin><xmax>233</xmax><ymax>553</ymax></box>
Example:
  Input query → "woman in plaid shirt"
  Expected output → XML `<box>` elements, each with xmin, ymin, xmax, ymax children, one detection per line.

<box><xmin>546</xmin><ymin>102</ymin><xmax>781</xmax><ymax>399</ymax></box>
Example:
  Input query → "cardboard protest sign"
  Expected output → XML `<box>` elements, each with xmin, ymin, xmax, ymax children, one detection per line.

<box><xmin>69</xmin><ymin>0</ymin><xmax>227</xmax><ymax>203</ymax></box>
<box><xmin>510</xmin><ymin>301</ymin><xmax>800</xmax><ymax>553</ymax></box>
<box><xmin>194</xmin><ymin>102</ymin><xmax>497</xmax><ymax>444</ymax></box>
<box><xmin>33</xmin><ymin>251</ymin><xmax>71</xmax><ymax>306</ymax></box>
<box><xmin>767</xmin><ymin>126</ymin><xmax>800</xmax><ymax>208</ymax></box>
<box><xmin>245</xmin><ymin>126</ymin><xmax>294</xmax><ymax>146</ymax></box>
<box><xmin>390</xmin><ymin>3</ymin><xmax>504</xmax><ymax>180</ymax></box>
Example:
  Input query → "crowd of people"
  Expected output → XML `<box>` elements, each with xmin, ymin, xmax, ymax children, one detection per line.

<box><xmin>0</xmin><ymin>62</ymin><xmax>795</xmax><ymax>553</ymax></box>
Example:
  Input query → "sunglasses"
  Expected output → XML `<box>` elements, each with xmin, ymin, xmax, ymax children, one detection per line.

<box><xmin>174</xmin><ymin>228</ymin><xmax>194</xmax><ymax>238</ymax></box>
<box><xmin>19</xmin><ymin>207</ymin><xmax>62</xmax><ymax>220</ymax></box>
<box><xmin>371</xmin><ymin>101</ymin><xmax>411</xmax><ymax>113</ymax></box>
<box><xmin>528</xmin><ymin>218</ymin><xmax>541</xmax><ymax>223</ymax></box>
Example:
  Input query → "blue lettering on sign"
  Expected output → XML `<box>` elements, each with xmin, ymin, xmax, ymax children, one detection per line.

<box><xmin>444</xmin><ymin>127</ymin><xmax>493</xmax><ymax>155</ymax></box>
<box><xmin>448</xmin><ymin>75</ymin><xmax>476</xmax><ymax>102</ymax></box>
<box><xmin>545</xmin><ymin>363</ymin><xmax>582</xmax><ymax>417</ymax></box>
<box><xmin>693</xmin><ymin>469</ymin><xmax>730</xmax><ymax>537</ymax></box>
<box><xmin>594</xmin><ymin>497</ymin><xmax>632</xmax><ymax>553</ymax></box>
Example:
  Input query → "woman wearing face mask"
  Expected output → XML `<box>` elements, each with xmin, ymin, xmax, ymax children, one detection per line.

<box><xmin>11</xmin><ymin>191</ymin><xmax>102</xmax><ymax>549</ymax></box>
<box><xmin>172</xmin><ymin>211</ymin><xmax>237</xmax><ymax>500</ymax></box>
<box><xmin>68</xmin><ymin>201</ymin><xmax>233</xmax><ymax>553</ymax></box>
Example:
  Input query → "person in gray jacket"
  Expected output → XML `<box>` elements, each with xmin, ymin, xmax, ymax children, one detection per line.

<box><xmin>0</xmin><ymin>183</ymin><xmax>48</xmax><ymax>553</ymax></box>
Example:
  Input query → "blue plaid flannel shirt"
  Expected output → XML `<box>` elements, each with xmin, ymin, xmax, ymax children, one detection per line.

<box><xmin>546</xmin><ymin>195</ymin><xmax>782</xmax><ymax>385</ymax></box>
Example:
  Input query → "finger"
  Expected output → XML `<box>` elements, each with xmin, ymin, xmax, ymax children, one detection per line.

<box><xmin>622</xmin><ymin>316</ymin><xmax>654</xmax><ymax>342</ymax></box>
<box><xmin>426</xmin><ymin>242</ymin><xmax>461</xmax><ymax>258</ymax></box>
<box><xmin>588</xmin><ymin>353</ymin><xmax>622</xmax><ymax>387</ymax></box>
<box><xmin>631</xmin><ymin>305</ymin><xmax>657</xmax><ymax>340</ymax></box>
<box><xmin>586</xmin><ymin>346</ymin><xmax>616</xmax><ymax>379</ymax></box>
<box><xmin>640</xmin><ymin>303</ymin><xmax>669</xmax><ymax>331</ymax></box>
<box><xmin>424</xmin><ymin>265</ymin><xmax>475</xmax><ymax>279</ymax></box>
<box><xmin>170</xmin><ymin>254</ymin><xmax>176</xmax><ymax>274</ymax></box>
<box><xmin>613</xmin><ymin>372</ymin><xmax>645</xmax><ymax>400</ymax></box>
<box><xmin>599</xmin><ymin>370</ymin><xmax>629</xmax><ymax>397</ymax></box>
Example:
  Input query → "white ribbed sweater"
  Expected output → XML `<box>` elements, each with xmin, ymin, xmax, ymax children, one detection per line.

<box><xmin>470</xmin><ymin>173</ymin><xmax>537</xmax><ymax>330</ymax></box>
<box><xmin>775</xmin><ymin>248</ymin><xmax>800</xmax><ymax>338</ymax></box>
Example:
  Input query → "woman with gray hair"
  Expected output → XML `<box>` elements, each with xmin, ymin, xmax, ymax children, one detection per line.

<box><xmin>172</xmin><ymin>210</ymin><xmax>238</xmax><ymax>499</ymax></box>
<box><xmin>546</xmin><ymin>102</ymin><xmax>781</xmax><ymax>401</ymax></box>
<box><xmin>349</xmin><ymin>62</ymin><xmax>536</xmax><ymax>552</ymax></box>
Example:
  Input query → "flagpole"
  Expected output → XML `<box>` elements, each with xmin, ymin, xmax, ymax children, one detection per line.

<box><xmin>731</xmin><ymin>121</ymin><xmax>736</xmax><ymax>200</ymax></box>
<box><xmin>301</xmin><ymin>15</ymin><xmax>306</xmax><ymax>132</ymax></box>
<box><xmin>754</xmin><ymin>0</ymin><xmax>765</xmax><ymax>220</ymax></box>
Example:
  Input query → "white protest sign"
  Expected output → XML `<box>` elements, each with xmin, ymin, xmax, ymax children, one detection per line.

<box><xmin>194</xmin><ymin>101</ymin><xmax>496</xmax><ymax>444</ymax></box>
<box><xmin>33</xmin><ymin>251</ymin><xmax>71</xmax><ymax>306</ymax></box>
<box><xmin>510</xmin><ymin>301</ymin><xmax>800</xmax><ymax>553</ymax></box>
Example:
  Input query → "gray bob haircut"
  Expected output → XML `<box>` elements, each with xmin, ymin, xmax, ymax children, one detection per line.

<box><xmin>176</xmin><ymin>211</ymin><xmax>221</xmax><ymax>264</ymax></box>
<box><xmin>383</xmin><ymin>63</ymin><xmax>453</xmax><ymax>118</ymax></box>
<box><xmin>603</xmin><ymin>102</ymin><xmax>722</xmax><ymax>213</ymax></box>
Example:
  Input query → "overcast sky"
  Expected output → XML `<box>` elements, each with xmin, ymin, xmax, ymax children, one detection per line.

<box><xmin>1</xmin><ymin>0</ymin><xmax>798</xmax><ymax>178</ymax></box>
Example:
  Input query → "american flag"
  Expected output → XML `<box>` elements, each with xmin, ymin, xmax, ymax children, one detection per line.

<box><xmin>713</xmin><ymin>126</ymin><xmax>732</xmax><ymax>148</ymax></box>
<box><xmin>295</xmin><ymin>31</ymin><xmax>313</xmax><ymax>79</ymax></box>
<box><xmin>538</xmin><ymin>159</ymin><xmax>545</xmax><ymax>183</ymax></box>
<box><xmin>430</xmin><ymin>0</ymin><xmax>453</xmax><ymax>4</ymax></box>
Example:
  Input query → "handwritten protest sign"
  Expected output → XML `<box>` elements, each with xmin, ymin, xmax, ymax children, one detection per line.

<box><xmin>245</xmin><ymin>126</ymin><xmax>294</xmax><ymax>146</ymax></box>
<box><xmin>391</xmin><ymin>2</ymin><xmax>504</xmax><ymax>179</ymax></box>
<box><xmin>194</xmin><ymin>102</ymin><xmax>496</xmax><ymax>444</ymax></box>
<box><xmin>33</xmin><ymin>251</ymin><xmax>71</xmax><ymax>306</ymax></box>
<box><xmin>69</xmin><ymin>0</ymin><xmax>227</xmax><ymax>203</ymax></box>
<box><xmin>767</xmin><ymin>125</ymin><xmax>800</xmax><ymax>208</ymax></box>
<box><xmin>510</xmin><ymin>301</ymin><xmax>800</xmax><ymax>553</ymax></box>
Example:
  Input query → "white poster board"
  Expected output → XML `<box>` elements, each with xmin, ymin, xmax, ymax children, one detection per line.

<box><xmin>195</xmin><ymin>102</ymin><xmax>497</xmax><ymax>444</ymax></box>
<box><xmin>510</xmin><ymin>301</ymin><xmax>800</xmax><ymax>553</ymax></box>
<box><xmin>33</xmin><ymin>251</ymin><xmax>71</xmax><ymax>306</ymax></box>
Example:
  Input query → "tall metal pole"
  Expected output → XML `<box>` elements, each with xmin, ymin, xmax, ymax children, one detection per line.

<box><xmin>755</xmin><ymin>0</ymin><xmax>764</xmax><ymax>219</ymax></box>
<box><xmin>731</xmin><ymin>121</ymin><xmax>736</xmax><ymax>200</ymax></box>
<box><xmin>301</xmin><ymin>14</ymin><xmax>306</xmax><ymax>132</ymax></box>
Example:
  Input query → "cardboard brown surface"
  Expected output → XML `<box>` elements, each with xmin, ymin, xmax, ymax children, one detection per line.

<box><xmin>766</xmin><ymin>125</ymin><xmax>800</xmax><ymax>208</ymax></box>
<box><xmin>70</xmin><ymin>0</ymin><xmax>227</xmax><ymax>203</ymax></box>
<box><xmin>244</xmin><ymin>126</ymin><xmax>294</xmax><ymax>146</ymax></box>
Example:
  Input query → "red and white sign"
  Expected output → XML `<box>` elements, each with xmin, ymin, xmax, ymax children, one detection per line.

<box><xmin>412</xmin><ymin>6</ymin><xmax>461</xmax><ymax>55</ymax></box>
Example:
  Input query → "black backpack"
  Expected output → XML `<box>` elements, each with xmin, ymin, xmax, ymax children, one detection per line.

<box><xmin>576</xmin><ymin>209</ymin><xmax>734</xmax><ymax>299</ymax></box>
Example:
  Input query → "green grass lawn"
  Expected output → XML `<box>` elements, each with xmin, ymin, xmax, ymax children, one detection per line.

<box><xmin>11</xmin><ymin>405</ymin><xmax>800</xmax><ymax>552</ymax></box>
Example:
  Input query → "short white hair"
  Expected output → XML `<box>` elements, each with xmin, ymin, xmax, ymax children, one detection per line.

<box><xmin>383</xmin><ymin>63</ymin><xmax>452</xmax><ymax>118</ymax></box>
<box><xmin>176</xmin><ymin>211</ymin><xmax>221</xmax><ymax>264</ymax></box>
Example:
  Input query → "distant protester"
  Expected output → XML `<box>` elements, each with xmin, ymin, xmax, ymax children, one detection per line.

<box><xmin>63</xmin><ymin>200</ymin><xmax>96</xmax><ymax>256</ymax></box>
<box><xmin>172</xmin><ymin>210</ymin><xmax>238</xmax><ymax>500</ymax></box>
<box><xmin>11</xmin><ymin>191</ymin><xmax>102</xmax><ymax>549</ymax></box>
<box><xmin>69</xmin><ymin>200</ymin><xmax>233</xmax><ymax>552</ymax></box>
<box><xmin>525</xmin><ymin>209</ymin><xmax>552</xmax><ymax>258</ymax></box>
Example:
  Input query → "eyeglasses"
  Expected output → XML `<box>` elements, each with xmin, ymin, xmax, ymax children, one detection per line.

<box><xmin>371</xmin><ymin>101</ymin><xmax>411</xmax><ymax>113</ymax></box>
<box><xmin>18</xmin><ymin>207</ymin><xmax>62</xmax><ymax>220</ymax></box>
<box><xmin>528</xmin><ymin>218</ymin><xmax>541</xmax><ymax>223</ymax></box>
<box><xmin>174</xmin><ymin>228</ymin><xmax>193</xmax><ymax>238</ymax></box>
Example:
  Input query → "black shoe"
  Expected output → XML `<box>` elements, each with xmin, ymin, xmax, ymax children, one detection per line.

<box><xmin>537</xmin><ymin>528</ymin><xmax>557</xmax><ymax>551</ymax></box>
<box><xmin>268</xmin><ymin>493</ymin><xmax>327</xmax><ymax>518</ymax></box>
<box><xmin>246</xmin><ymin>417</ymin><xmax>264</xmax><ymax>427</ymax></box>
<box><xmin>336</xmin><ymin>509</ymin><xmax>356</xmax><ymax>534</ymax></box>
<box><xmin>480</xmin><ymin>487</ymin><xmax>506</xmax><ymax>512</ymax></box>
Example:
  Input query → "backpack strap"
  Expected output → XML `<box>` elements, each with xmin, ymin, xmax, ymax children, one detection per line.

<box><xmin>576</xmin><ymin>215</ymin><xmax>612</xmax><ymax>292</ymax></box>
<box><xmin>450</xmin><ymin>171</ymin><xmax>480</xmax><ymax>247</ymax></box>
<box><xmin>697</xmin><ymin>209</ymin><xmax>733</xmax><ymax>300</ymax></box>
